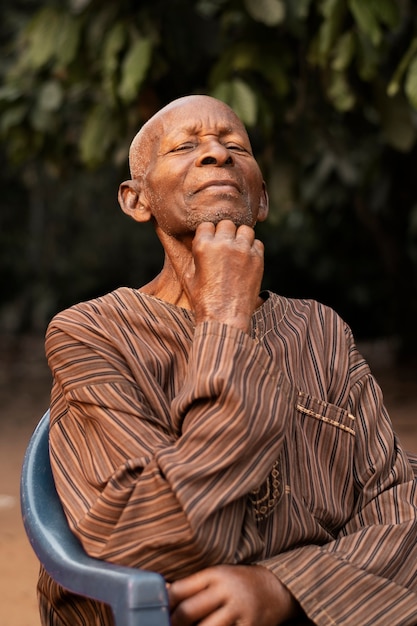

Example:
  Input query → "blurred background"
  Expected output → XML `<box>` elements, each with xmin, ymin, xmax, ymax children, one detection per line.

<box><xmin>1</xmin><ymin>1</ymin><xmax>417</xmax><ymax>623</ymax></box>
<box><xmin>1</xmin><ymin>0</ymin><xmax>417</xmax><ymax>358</ymax></box>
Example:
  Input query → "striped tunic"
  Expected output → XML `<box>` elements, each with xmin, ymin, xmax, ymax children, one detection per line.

<box><xmin>38</xmin><ymin>288</ymin><xmax>417</xmax><ymax>625</ymax></box>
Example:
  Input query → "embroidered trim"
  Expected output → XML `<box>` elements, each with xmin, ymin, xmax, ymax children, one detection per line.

<box><xmin>249</xmin><ymin>459</ymin><xmax>281</xmax><ymax>521</ymax></box>
<box><xmin>296</xmin><ymin>403</ymin><xmax>355</xmax><ymax>436</ymax></box>
<box><xmin>253</xmin><ymin>298</ymin><xmax>289</xmax><ymax>341</ymax></box>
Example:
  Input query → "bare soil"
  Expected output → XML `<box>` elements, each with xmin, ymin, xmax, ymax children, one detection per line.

<box><xmin>0</xmin><ymin>333</ymin><xmax>416</xmax><ymax>626</ymax></box>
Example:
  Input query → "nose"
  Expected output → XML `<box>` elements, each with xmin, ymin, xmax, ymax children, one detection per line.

<box><xmin>196</xmin><ymin>141</ymin><xmax>234</xmax><ymax>167</ymax></box>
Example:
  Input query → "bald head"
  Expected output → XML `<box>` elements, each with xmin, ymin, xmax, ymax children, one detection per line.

<box><xmin>119</xmin><ymin>93</ymin><xmax>268</xmax><ymax>234</ymax></box>
<box><xmin>128</xmin><ymin>95</ymin><xmax>249</xmax><ymax>179</ymax></box>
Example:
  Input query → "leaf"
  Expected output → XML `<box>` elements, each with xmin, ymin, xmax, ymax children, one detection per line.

<box><xmin>332</xmin><ymin>30</ymin><xmax>355</xmax><ymax>71</ymax></box>
<box><xmin>55</xmin><ymin>14</ymin><xmax>82</xmax><ymax>67</ymax></box>
<box><xmin>312</xmin><ymin>0</ymin><xmax>346</xmax><ymax>66</ymax></box>
<box><xmin>348</xmin><ymin>0</ymin><xmax>382</xmax><ymax>47</ymax></box>
<box><xmin>0</xmin><ymin>104</ymin><xmax>27</xmax><ymax>134</ymax></box>
<box><xmin>405</xmin><ymin>55</ymin><xmax>417</xmax><ymax>111</ymax></box>
<box><xmin>370</xmin><ymin>0</ymin><xmax>400</xmax><ymax>28</ymax></box>
<box><xmin>69</xmin><ymin>0</ymin><xmax>92</xmax><ymax>12</ymax></box>
<box><xmin>355</xmin><ymin>32</ymin><xmax>380</xmax><ymax>81</ymax></box>
<box><xmin>209</xmin><ymin>42</ymin><xmax>289</xmax><ymax>99</ymax></box>
<box><xmin>0</xmin><ymin>85</ymin><xmax>22</xmax><ymax>102</ymax></box>
<box><xmin>292</xmin><ymin>0</ymin><xmax>313</xmax><ymax>20</ymax></box>
<box><xmin>376</xmin><ymin>88</ymin><xmax>416</xmax><ymax>152</ymax></box>
<box><xmin>118</xmin><ymin>37</ymin><xmax>152</xmax><ymax>104</ymax></box>
<box><xmin>101</xmin><ymin>22</ymin><xmax>127</xmax><ymax>103</ymax></box>
<box><xmin>102</xmin><ymin>22</ymin><xmax>126</xmax><ymax>78</ymax></box>
<box><xmin>320</xmin><ymin>0</ymin><xmax>342</xmax><ymax>19</ymax></box>
<box><xmin>80</xmin><ymin>105</ymin><xmax>115</xmax><ymax>167</ymax></box>
<box><xmin>30</xmin><ymin>103</ymin><xmax>54</xmax><ymax>132</ymax></box>
<box><xmin>211</xmin><ymin>79</ymin><xmax>258</xmax><ymax>126</ymax></box>
<box><xmin>388</xmin><ymin>37</ymin><xmax>417</xmax><ymax>97</ymax></box>
<box><xmin>37</xmin><ymin>81</ymin><xmax>64</xmax><ymax>112</ymax></box>
<box><xmin>23</xmin><ymin>7</ymin><xmax>63</xmax><ymax>69</ymax></box>
<box><xmin>244</xmin><ymin>0</ymin><xmax>286</xmax><ymax>26</ymax></box>
<box><xmin>327</xmin><ymin>70</ymin><xmax>356</xmax><ymax>111</ymax></box>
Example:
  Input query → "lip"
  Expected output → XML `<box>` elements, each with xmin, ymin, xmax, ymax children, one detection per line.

<box><xmin>194</xmin><ymin>179</ymin><xmax>240</xmax><ymax>194</ymax></box>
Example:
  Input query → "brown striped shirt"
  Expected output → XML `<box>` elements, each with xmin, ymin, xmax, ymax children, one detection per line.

<box><xmin>38</xmin><ymin>289</ymin><xmax>417</xmax><ymax>625</ymax></box>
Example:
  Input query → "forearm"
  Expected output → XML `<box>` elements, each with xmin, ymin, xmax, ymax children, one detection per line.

<box><xmin>160</xmin><ymin>322</ymin><xmax>294</xmax><ymax>526</ymax></box>
<box><xmin>258</xmin><ymin>522</ymin><xmax>417</xmax><ymax>626</ymax></box>
<box><xmin>48</xmin><ymin>319</ymin><xmax>294</xmax><ymax>579</ymax></box>
<box><xmin>256</xmin><ymin>375</ymin><xmax>417</xmax><ymax>625</ymax></box>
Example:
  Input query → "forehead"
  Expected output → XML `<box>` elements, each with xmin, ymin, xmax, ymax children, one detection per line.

<box><xmin>157</xmin><ymin>99</ymin><xmax>249</xmax><ymax>141</ymax></box>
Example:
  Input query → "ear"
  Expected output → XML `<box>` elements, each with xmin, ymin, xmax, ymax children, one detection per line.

<box><xmin>118</xmin><ymin>179</ymin><xmax>152</xmax><ymax>223</ymax></box>
<box><xmin>256</xmin><ymin>181</ymin><xmax>269</xmax><ymax>223</ymax></box>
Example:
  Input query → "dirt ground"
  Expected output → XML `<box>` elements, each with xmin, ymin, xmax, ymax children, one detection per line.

<box><xmin>0</xmin><ymin>333</ymin><xmax>416</xmax><ymax>626</ymax></box>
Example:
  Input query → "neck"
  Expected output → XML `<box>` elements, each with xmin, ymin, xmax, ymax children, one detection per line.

<box><xmin>140</xmin><ymin>233</ymin><xmax>193</xmax><ymax>309</ymax></box>
<box><xmin>139</xmin><ymin>229</ymin><xmax>266</xmax><ymax>312</ymax></box>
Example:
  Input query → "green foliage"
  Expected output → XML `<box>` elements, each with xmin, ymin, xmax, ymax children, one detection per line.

<box><xmin>212</xmin><ymin>79</ymin><xmax>258</xmax><ymax>126</ymax></box>
<box><xmin>1</xmin><ymin>0</ymin><xmax>414</xmax><ymax>167</ymax></box>
<box><xmin>1</xmin><ymin>0</ymin><xmax>417</xmax><ymax>359</ymax></box>
<box><xmin>119</xmin><ymin>37</ymin><xmax>153</xmax><ymax>104</ymax></box>
<box><xmin>244</xmin><ymin>0</ymin><xmax>286</xmax><ymax>26</ymax></box>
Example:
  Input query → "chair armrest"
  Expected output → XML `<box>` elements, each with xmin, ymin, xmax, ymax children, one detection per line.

<box><xmin>21</xmin><ymin>411</ymin><xmax>170</xmax><ymax>626</ymax></box>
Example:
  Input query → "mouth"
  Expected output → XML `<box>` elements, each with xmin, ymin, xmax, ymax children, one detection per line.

<box><xmin>194</xmin><ymin>180</ymin><xmax>240</xmax><ymax>194</ymax></box>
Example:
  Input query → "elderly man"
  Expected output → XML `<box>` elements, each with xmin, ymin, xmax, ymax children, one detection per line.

<box><xmin>38</xmin><ymin>95</ymin><xmax>417</xmax><ymax>625</ymax></box>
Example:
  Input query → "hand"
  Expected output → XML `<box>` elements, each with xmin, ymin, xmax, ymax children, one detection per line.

<box><xmin>168</xmin><ymin>564</ymin><xmax>302</xmax><ymax>626</ymax></box>
<box><xmin>183</xmin><ymin>220</ymin><xmax>264</xmax><ymax>333</ymax></box>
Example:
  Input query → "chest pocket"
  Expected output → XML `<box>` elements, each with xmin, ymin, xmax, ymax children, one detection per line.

<box><xmin>292</xmin><ymin>391</ymin><xmax>356</xmax><ymax>535</ymax></box>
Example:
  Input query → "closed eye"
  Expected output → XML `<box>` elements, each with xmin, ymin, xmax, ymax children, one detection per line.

<box><xmin>225</xmin><ymin>143</ymin><xmax>248</xmax><ymax>152</ymax></box>
<box><xmin>171</xmin><ymin>143</ymin><xmax>195</xmax><ymax>152</ymax></box>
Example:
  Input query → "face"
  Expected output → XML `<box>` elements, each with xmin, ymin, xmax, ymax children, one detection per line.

<box><xmin>125</xmin><ymin>96</ymin><xmax>268</xmax><ymax>239</ymax></box>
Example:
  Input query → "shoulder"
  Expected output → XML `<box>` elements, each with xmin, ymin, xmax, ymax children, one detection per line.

<box><xmin>267</xmin><ymin>291</ymin><xmax>364</xmax><ymax>370</ymax></box>
<box><xmin>267</xmin><ymin>291</ymin><xmax>349</xmax><ymax>334</ymax></box>
<box><xmin>48</xmin><ymin>287</ymin><xmax>142</xmax><ymax>327</ymax></box>
<box><xmin>45</xmin><ymin>288</ymin><xmax>148</xmax><ymax>349</ymax></box>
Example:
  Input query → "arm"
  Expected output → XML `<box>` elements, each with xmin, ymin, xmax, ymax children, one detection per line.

<box><xmin>255</xmin><ymin>347</ymin><xmax>417</xmax><ymax>625</ymax></box>
<box><xmin>48</xmin><ymin>221</ymin><xmax>296</xmax><ymax>580</ymax></box>
<box><xmin>165</xmin><ymin>320</ymin><xmax>417</xmax><ymax>626</ymax></box>
<box><xmin>48</xmin><ymin>315</ymin><xmax>294</xmax><ymax>580</ymax></box>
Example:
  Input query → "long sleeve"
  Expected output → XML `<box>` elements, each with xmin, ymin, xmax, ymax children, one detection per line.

<box><xmin>47</xmin><ymin>293</ymin><xmax>296</xmax><ymax>580</ymax></box>
<box><xmin>256</xmin><ymin>319</ymin><xmax>417</xmax><ymax>625</ymax></box>
<box><xmin>44</xmin><ymin>289</ymin><xmax>417</xmax><ymax>625</ymax></box>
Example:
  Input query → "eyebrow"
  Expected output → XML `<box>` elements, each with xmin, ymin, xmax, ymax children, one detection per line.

<box><xmin>165</xmin><ymin>123</ymin><xmax>238</xmax><ymax>141</ymax></box>
<box><xmin>158</xmin><ymin>120</ymin><xmax>251</xmax><ymax>155</ymax></box>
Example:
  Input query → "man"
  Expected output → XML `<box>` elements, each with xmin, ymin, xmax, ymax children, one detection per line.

<box><xmin>39</xmin><ymin>95</ymin><xmax>417</xmax><ymax>625</ymax></box>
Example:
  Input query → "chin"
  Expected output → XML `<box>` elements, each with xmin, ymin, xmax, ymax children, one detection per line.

<box><xmin>188</xmin><ymin>207</ymin><xmax>254</xmax><ymax>229</ymax></box>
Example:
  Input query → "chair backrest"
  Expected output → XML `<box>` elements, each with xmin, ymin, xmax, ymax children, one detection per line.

<box><xmin>20</xmin><ymin>410</ymin><xmax>170</xmax><ymax>626</ymax></box>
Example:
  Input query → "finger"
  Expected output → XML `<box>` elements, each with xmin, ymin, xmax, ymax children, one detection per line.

<box><xmin>168</xmin><ymin>570</ymin><xmax>210</xmax><ymax>607</ymax></box>
<box><xmin>170</xmin><ymin>587</ymin><xmax>223</xmax><ymax>626</ymax></box>
<box><xmin>195</xmin><ymin>221</ymin><xmax>216</xmax><ymax>240</ymax></box>
<box><xmin>213</xmin><ymin>219</ymin><xmax>238</xmax><ymax>238</ymax></box>
<box><xmin>251</xmin><ymin>238</ymin><xmax>264</xmax><ymax>255</ymax></box>
<box><xmin>235</xmin><ymin>224</ymin><xmax>255</xmax><ymax>245</ymax></box>
<box><xmin>198</xmin><ymin>605</ymin><xmax>236</xmax><ymax>626</ymax></box>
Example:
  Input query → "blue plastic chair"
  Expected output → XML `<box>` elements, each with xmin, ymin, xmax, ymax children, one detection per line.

<box><xmin>20</xmin><ymin>410</ymin><xmax>170</xmax><ymax>626</ymax></box>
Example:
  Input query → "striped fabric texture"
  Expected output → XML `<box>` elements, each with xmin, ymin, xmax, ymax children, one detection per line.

<box><xmin>37</xmin><ymin>289</ymin><xmax>417</xmax><ymax>625</ymax></box>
